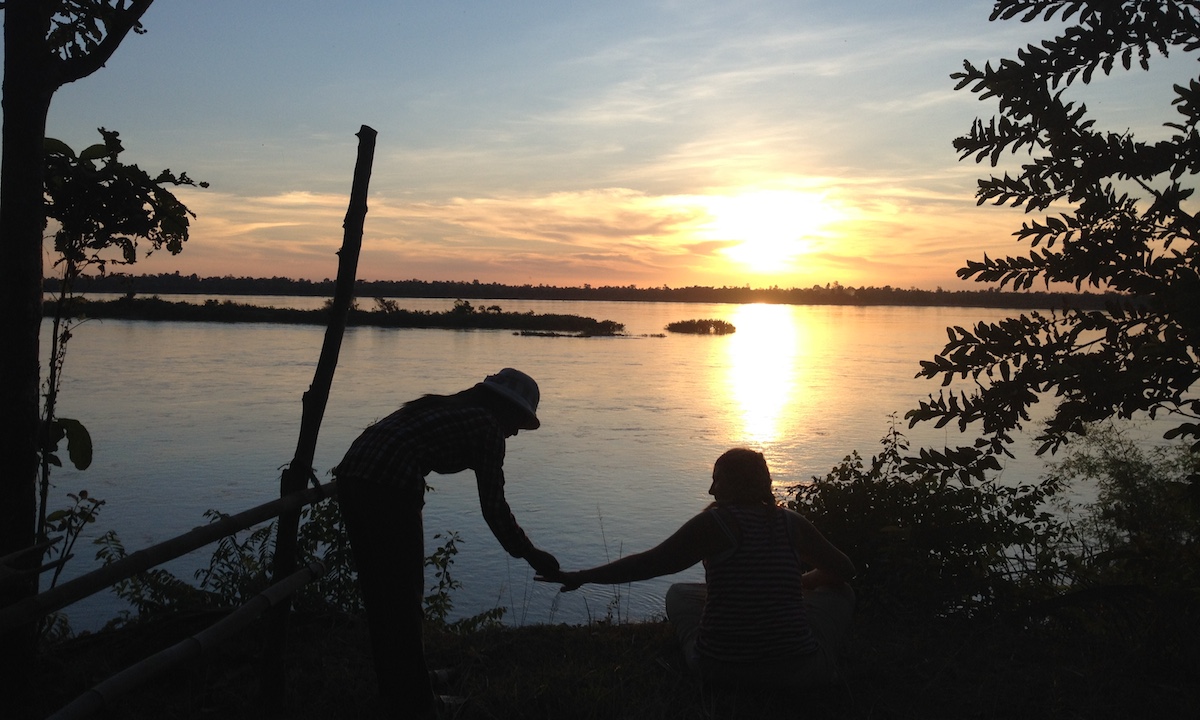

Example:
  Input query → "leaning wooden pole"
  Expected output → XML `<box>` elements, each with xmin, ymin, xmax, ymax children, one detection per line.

<box><xmin>49</xmin><ymin>561</ymin><xmax>327</xmax><ymax>720</ymax></box>
<box><xmin>0</xmin><ymin>484</ymin><xmax>332</xmax><ymax>634</ymax></box>
<box><xmin>262</xmin><ymin>125</ymin><xmax>377</xmax><ymax>703</ymax></box>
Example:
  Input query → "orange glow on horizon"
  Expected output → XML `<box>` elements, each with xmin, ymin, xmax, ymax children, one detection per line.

<box><xmin>141</xmin><ymin>181</ymin><xmax>999</xmax><ymax>291</ymax></box>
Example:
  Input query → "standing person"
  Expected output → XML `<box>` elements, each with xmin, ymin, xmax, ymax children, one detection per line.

<box><xmin>541</xmin><ymin>448</ymin><xmax>856</xmax><ymax>689</ymax></box>
<box><xmin>334</xmin><ymin>368</ymin><xmax>560</xmax><ymax>718</ymax></box>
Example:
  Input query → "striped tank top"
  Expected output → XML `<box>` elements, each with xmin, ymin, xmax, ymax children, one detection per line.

<box><xmin>697</xmin><ymin>505</ymin><xmax>817</xmax><ymax>663</ymax></box>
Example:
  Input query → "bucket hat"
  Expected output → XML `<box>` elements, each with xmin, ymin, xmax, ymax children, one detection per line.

<box><xmin>478</xmin><ymin>368</ymin><xmax>540</xmax><ymax>430</ymax></box>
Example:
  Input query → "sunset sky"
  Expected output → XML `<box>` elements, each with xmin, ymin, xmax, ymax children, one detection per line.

<box><xmin>37</xmin><ymin>0</ymin><xmax>1193</xmax><ymax>289</ymax></box>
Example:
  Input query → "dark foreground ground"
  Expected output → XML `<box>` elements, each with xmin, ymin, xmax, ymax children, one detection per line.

<box><xmin>28</xmin><ymin>591</ymin><xmax>1200</xmax><ymax>719</ymax></box>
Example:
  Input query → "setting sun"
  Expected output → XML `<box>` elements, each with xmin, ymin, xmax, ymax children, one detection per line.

<box><xmin>701</xmin><ymin>190</ymin><xmax>844</xmax><ymax>273</ymax></box>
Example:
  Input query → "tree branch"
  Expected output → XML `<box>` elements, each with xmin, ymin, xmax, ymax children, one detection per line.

<box><xmin>55</xmin><ymin>0</ymin><xmax>155</xmax><ymax>87</ymax></box>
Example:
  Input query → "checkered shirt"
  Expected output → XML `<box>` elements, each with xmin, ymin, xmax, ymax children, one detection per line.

<box><xmin>334</xmin><ymin>403</ymin><xmax>535</xmax><ymax>558</ymax></box>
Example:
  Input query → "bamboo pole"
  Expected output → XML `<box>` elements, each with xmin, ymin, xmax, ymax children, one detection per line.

<box><xmin>0</xmin><ymin>537</ymin><xmax>60</xmax><ymax>586</ymax></box>
<box><xmin>0</xmin><ymin>535</ymin><xmax>59</xmax><ymax>568</ymax></box>
<box><xmin>262</xmin><ymin>125</ymin><xmax>376</xmax><ymax>700</ymax></box>
<box><xmin>0</xmin><ymin>484</ymin><xmax>333</xmax><ymax>634</ymax></box>
<box><xmin>47</xmin><ymin>560</ymin><xmax>327</xmax><ymax>720</ymax></box>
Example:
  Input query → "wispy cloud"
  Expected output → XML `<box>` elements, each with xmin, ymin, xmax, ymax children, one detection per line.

<box><xmin>42</xmin><ymin>0</ymin><xmax>1107</xmax><ymax>289</ymax></box>
<box><xmin>154</xmin><ymin>159</ymin><xmax>1017</xmax><ymax>290</ymax></box>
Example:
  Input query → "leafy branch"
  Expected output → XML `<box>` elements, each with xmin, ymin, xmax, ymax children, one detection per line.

<box><xmin>908</xmin><ymin>1</ymin><xmax>1200</xmax><ymax>475</ymax></box>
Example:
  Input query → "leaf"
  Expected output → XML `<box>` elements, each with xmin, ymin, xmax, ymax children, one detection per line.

<box><xmin>1163</xmin><ymin>423</ymin><xmax>1200</xmax><ymax>441</ymax></box>
<box><xmin>44</xmin><ymin>137</ymin><xmax>76</xmax><ymax>158</ymax></box>
<box><xmin>57</xmin><ymin>418</ymin><xmax>94</xmax><ymax>471</ymax></box>
<box><xmin>78</xmin><ymin>143</ymin><xmax>109</xmax><ymax>161</ymax></box>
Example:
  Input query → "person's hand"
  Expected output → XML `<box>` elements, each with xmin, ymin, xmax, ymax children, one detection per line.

<box><xmin>535</xmin><ymin>570</ymin><xmax>584</xmax><ymax>592</ymax></box>
<box><xmin>524</xmin><ymin>547</ymin><xmax>560</xmax><ymax>577</ymax></box>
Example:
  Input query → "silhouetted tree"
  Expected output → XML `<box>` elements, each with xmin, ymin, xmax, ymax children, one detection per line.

<box><xmin>907</xmin><ymin>0</ymin><xmax>1200</xmax><ymax>483</ymax></box>
<box><xmin>40</xmin><ymin>127</ymin><xmax>204</xmax><ymax>536</ymax></box>
<box><xmin>1</xmin><ymin>0</ymin><xmax>156</xmax><ymax>706</ymax></box>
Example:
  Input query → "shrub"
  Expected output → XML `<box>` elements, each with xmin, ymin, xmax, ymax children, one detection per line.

<box><xmin>94</xmin><ymin>496</ymin><xmax>503</xmax><ymax>632</ymax></box>
<box><xmin>1042</xmin><ymin>422</ymin><xmax>1200</xmax><ymax>590</ymax></box>
<box><xmin>788</xmin><ymin>421</ymin><xmax>1072</xmax><ymax>616</ymax></box>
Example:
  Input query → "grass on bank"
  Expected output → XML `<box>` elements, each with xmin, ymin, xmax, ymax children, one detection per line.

<box><xmin>30</xmin><ymin>590</ymin><xmax>1200</xmax><ymax>720</ymax></box>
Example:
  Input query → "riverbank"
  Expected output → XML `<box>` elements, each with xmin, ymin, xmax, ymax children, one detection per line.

<box><xmin>29</xmin><ymin>590</ymin><xmax>1200</xmax><ymax>719</ymax></box>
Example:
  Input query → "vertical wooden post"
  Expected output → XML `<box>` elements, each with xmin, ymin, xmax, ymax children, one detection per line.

<box><xmin>261</xmin><ymin>125</ymin><xmax>377</xmax><ymax>705</ymax></box>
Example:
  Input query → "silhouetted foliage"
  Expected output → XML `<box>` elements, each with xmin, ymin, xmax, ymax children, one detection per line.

<box><xmin>664</xmin><ymin>318</ymin><xmax>736</xmax><ymax>335</ymax></box>
<box><xmin>2</xmin><ymin>6</ymin><xmax>158</xmax><ymax>700</ymax></box>
<box><xmin>93</xmin><ymin>498</ymin><xmax>503</xmax><ymax>635</ymax></box>
<box><xmin>1045</xmin><ymin>422</ymin><xmax>1200</xmax><ymax>590</ymax></box>
<box><xmin>792</xmin><ymin>418</ymin><xmax>1199</xmax><ymax>617</ymax></box>
<box><xmin>44</xmin><ymin>129</ymin><xmax>206</xmax><ymax>273</ymax></box>
<box><xmin>3</xmin><ymin>5</ymin><xmax>159</xmax><ymax>706</ymax></box>
<box><xmin>907</xmin><ymin>1</ymin><xmax>1200</xmax><ymax>486</ymax></box>
<box><xmin>790</xmin><ymin>422</ymin><xmax>1072</xmax><ymax>617</ymax></box>
<box><xmin>48</xmin><ymin>296</ymin><xmax>626</xmax><ymax>335</ymax></box>
<box><xmin>39</xmin><ymin>129</ymin><xmax>204</xmax><ymax>558</ymax></box>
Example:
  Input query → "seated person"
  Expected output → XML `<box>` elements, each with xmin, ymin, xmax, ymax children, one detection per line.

<box><xmin>542</xmin><ymin>448</ymin><xmax>856</xmax><ymax>687</ymax></box>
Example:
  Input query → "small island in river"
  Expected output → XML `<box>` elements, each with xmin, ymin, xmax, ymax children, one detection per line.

<box><xmin>48</xmin><ymin>296</ymin><xmax>627</xmax><ymax>337</ymax></box>
<box><xmin>665</xmin><ymin>318</ymin><xmax>736</xmax><ymax>335</ymax></box>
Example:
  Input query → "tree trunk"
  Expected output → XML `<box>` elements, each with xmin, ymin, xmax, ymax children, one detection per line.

<box><xmin>0</xmin><ymin>1</ymin><xmax>56</xmax><ymax>711</ymax></box>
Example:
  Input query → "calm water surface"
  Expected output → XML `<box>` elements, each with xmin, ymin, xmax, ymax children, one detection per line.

<box><xmin>43</xmin><ymin>298</ymin><xmax>1085</xmax><ymax>630</ymax></box>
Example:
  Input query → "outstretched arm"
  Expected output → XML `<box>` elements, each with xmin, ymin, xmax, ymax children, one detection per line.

<box><xmin>548</xmin><ymin>511</ymin><xmax>731</xmax><ymax>590</ymax></box>
<box><xmin>786</xmin><ymin>509</ymin><xmax>857</xmax><ymax>589</ymax></box>
<box><xmin>474</xmin><ymin>459</ymin><xmax>561</xmax><ymax>575</ymax></box>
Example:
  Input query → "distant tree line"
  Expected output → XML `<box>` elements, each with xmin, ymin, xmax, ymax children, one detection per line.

<box><xmin>46</xmin><ymin>272</ymin><xmax>1124</xmax><ymax>310</ymax></box>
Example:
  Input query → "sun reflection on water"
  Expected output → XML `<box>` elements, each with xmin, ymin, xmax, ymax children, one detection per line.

<box><xmin>725</xmin><ymin>304</ymin><xmax>801</xmax><ymax>446</ymax></box>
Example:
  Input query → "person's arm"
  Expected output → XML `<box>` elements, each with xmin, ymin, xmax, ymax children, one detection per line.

<box><xmin>473</xmin><ymin>432</ymin><xmax>560</xmax><ymax>575</ymax></box>
<box><xmin>550</xmin><ymin>511</ymin><xmax>731</xmax><ymax>590</ymax></box>
<box><xmin>785</xmin><ymin>509</ymin><xmax>857</xmax><ymax>589</ymax></box>
<box><xmin>475</xmin><ymin>465</ymin><xmax>532</xmax><ymax>553</ymax></box>
<box><xmin>476</xmin><ymin>468</ymin><xmax>560</xmax><ymax>574</ymax></box>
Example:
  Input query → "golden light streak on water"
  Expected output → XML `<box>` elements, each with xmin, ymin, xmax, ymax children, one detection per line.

<box><xmin>725</xmin><ymin>303</ymin><xmax>800</xmax><ymax>446</ymax></box>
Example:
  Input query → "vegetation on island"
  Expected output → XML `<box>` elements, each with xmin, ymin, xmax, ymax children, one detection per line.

<box><xmin>45</xmin><ymin>296</ymin><xmax>626</xmax><ymax>336</ymax></box>
<box><xmin>665</xmin><ymin>318</ymin><xmax>737</xmax><ymax>335</ymax></box>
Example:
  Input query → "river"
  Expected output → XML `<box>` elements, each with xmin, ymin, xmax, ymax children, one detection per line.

<box><xmin>39</xmin><ymin>296</ymin><xmax>1132</xmax><ymax>631</ymax></box>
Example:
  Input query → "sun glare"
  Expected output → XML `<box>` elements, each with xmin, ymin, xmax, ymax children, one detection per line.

<box><xmin>726</xmin><ymin>303</ymin><xmax>799</xmax><ymax>445</ymax></box>
<box><xmin>702</xmin><ymin>190</ymin><xmax>842</xmax><ymax>273</ymax></box>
